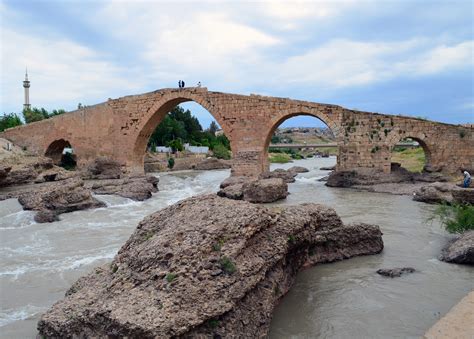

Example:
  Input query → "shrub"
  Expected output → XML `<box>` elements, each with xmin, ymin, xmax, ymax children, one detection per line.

<box><xmin>219</xmin><ymin>256</ymin><xmax>236</xmax><ymax>274</ymax></box>
<box><xmin>167</xmin><ymin>157</ymin><xmax>175</xmax><ymax>169</ymax></box>
<box><xmin>430</xmin><ymin>203</ymin><xmax>474</xmax><ymax>234</ymax></box>
<box><xmin>269</xmin><ymin>153</ymin><xmax>292</xmax><ymax>163</ymax></box>
<box><xmin>212</xmin><ymin>143</ymin><xmax>231</xmax><ymax>159</ymax></box>
<box><xmin>60</xmin><ymin>152</ymin><xmax>77</xmax><ymax>170</ymax></box>
<box><xmin>166</xmin><ymin>273</ymin><xmax>177</xmax><ymax>282</ymax></box>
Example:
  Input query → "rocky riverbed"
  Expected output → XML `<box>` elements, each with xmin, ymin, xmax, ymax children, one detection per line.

<box><xmin>1</xmin><ymin>157</ymin><xmax>473</xmax><ymax>338</ymax></box>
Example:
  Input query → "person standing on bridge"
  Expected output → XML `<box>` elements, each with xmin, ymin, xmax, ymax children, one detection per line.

<box><xmin>462</xmin><ymin>170</ymin><xmax>471</xmax><ymax>188</ymax></box>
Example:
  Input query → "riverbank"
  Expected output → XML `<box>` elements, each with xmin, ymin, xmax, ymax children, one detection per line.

<box><xmin>424</xmin><ymin>291</ymin><xmax>474</xmax><ymax>338</ymax></box>
<box><xmin>1</xmin><ymin>157</ymin><xmax>473</xmax><ymax>338</ymax></box>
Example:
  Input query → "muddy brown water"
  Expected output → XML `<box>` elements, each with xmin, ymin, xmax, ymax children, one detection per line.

<box><xmin>0</xmin><ymin>157</ymin><xmax>472</xmax><ymax>338</ymax></box>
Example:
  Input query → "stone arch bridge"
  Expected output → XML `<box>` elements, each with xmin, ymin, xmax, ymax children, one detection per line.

<box><xmin>1</xmin><ymin>87</ymin><xmax>472</xmax><ymax>177</ymax></box>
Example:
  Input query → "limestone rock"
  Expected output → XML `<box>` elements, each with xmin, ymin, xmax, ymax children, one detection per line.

<box><xmin>413</xmin><ymin>182</ymin><xmax>474</xmax><ymax>205</ymax></box>
<box><xmin>376</xmin><ymin>267</ymin><xmax>416</xmax><ymax>277</ymax></box>
<box><xmin>326</xmin><ymin>170</ymin><xmax>357</xmax><ymax>187</ymax></box>
<box><xmin>83</xmin><ymin>157</ymin><xmax>123</xmax><ymax>180</ymax></box>
<box><xmin>242</xmin><ymin>178</ymin><xmax>288</xmax><ymax>203</ymax></box>
<box><xmin>37</xmin><ymin>195</ymin><xmax>383</xmax><ymax>338</ymax></box>
<box><xmin>287</xmin><ymin>166</ymin><xmax>309</xmax><ymax>174</ymax></box>
<box><xmin>193</xmin><ymin>158</ymin><xmax>231</xmax><ymax>171</ymax></box>
<box><xmin>219</xmin><ymin>176</ymin><xmax>248</xmax><ymax>189</ymax></box>
<box><xmin>439</xmin><ymin>231</ymin><xmax>474</xmax><ymax>265</ymax></box>
<box><xmin>217</xmin><ymin>183</ymin><xmax>244</xmax><ymax>200</ymax></box>
<box><xmin>86</xmin><ymin>175</ymin><xmax>159</xmax><ymax>201</ymax></box>
<box><xmin>17</xmin><ymin>179</ymin><xmax>105</xmax><ymax>223</ymax></box>
<box><xmin>259</xmin><ymin>168</ymin><xmax>296</xmax><ymax>183</ymax></box>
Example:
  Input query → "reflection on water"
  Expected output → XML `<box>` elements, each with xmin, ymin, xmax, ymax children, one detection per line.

<box><xmin>0</xmin><ymin>158</ymin><xmax>472</xmax><ymax>338</ymax></box>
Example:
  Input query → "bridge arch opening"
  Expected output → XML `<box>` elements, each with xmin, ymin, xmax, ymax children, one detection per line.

<box><xmin>390</xmin><ymin>136</ymin><xmax>431</xmax><ymax>173</ymax></box>
<box><xmin>45</xmin><ymin>139</ymin><xmax>77</xmax><ymax>170</ymax></box>
<box><xmin>264</xmin><ymin>114</ymin><xmax>338</xmax><ymax>170</ymax></box>
<box><xmin>135</xmin><ymin>99</ymin><xmax>232</xmax><ymax>173</ymax></box>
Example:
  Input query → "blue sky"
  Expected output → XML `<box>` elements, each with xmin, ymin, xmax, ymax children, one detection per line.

<box><xmin>1</xmin><ymin>0</ymin><xmax>473</xmax><ymax>129</ymax></box>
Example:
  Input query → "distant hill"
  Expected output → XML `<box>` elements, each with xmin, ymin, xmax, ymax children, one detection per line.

<box><xmin>272</xmin><ymin>127</ymin><xmax>335</xmax><ymax>144</ymax></box>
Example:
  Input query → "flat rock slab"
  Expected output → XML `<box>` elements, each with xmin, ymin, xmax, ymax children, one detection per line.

<box><xmin>376</xmin><ymin>267</ymin><xmax>416</xmax><ymax>278</ymax></box>
<box><xmin>38</xmin><ymin>195</ymin><xmax>383</xmax><ymax>338</ymax></box>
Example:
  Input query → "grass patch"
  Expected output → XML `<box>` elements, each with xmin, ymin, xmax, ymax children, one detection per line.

<box><xmin>269</xmin><ymin>153</ymin><xmax>292</xmax><ymax>163</ymax></box>
<box><xmin>219</xmin><ymin>256</ymin><xmax>237</xmax><ymax>274</ymax></box>
<box><xmin>391</xmin><ymin>147</ymin><xmax>425</xmax><ymax>173</ymax></box>
<box><xmin>429</xmin><ymin>203</ymin><xmax>474</xmax><ymax>234</ymax></box>
<box><xmin>166</xmin><ymin>273</ymin><xmax>177</xmax><ymax>283</ymax></box>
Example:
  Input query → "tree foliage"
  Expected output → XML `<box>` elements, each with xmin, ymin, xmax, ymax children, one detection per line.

<box><xmin>0</xmin><ymin>113</ymin><xmax>23</xmax><ymax>131</ymax></box>
<box><xmin>148</xmin><ymin>105</ymin><xmax>231</xmax><ymax>153</ymax></box>
<box><xmin>22</xmin><ymin>107</ymin><xmax>66</xmax><ymax>124</ymax></box>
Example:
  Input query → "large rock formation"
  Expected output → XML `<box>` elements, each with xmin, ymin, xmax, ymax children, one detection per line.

<box><xmin>85</xmin><ymin>175</ymin><xmax>159</xmax><ymax>201</ymax></box>
<box><xmin>326</xmin><ymin>163</ymin><xmax>448</xmax><ymax>188</ymax></box>
<box><xmin>413</xmin><ymin>183</ymin><xmax>474</xmax><ymax>205</ymax></box>
<box><xmin>439</xmin><ymin>231</ymin><xmax>474</xmax><ymax>265</ymax></box>
<box><xmin>17</xmin><ymin>179</ymin><xmax>105</xmax><ymax>223</ymax></box>
<box><xmin>37</xmin><ymin>195</ymin><xmax>383</xmax><ymax>338</ymax></box>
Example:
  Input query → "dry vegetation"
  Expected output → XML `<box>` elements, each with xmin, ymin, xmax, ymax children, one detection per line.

<box><xmin>391</xmin><ymin>147</ymin><xmax>426</xmax><ymax>173</ymax></box>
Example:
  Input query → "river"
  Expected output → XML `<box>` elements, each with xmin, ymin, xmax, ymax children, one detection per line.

<box><xmin>0</xmin><ymin>157</ymin><xmax>472</xmax><ymax>338</ymax></box>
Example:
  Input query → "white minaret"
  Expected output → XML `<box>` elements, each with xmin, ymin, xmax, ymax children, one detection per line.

<box><xmin>23</xmin><ymin>68</ymin><xmax>31</xmax><ymax>110</ymax></box>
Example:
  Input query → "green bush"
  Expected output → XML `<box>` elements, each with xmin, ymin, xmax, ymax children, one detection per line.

<box><xmin>212</xmin><ymin>143</ymin><xmax>231</xmax><ymax>159</ymax></box>
<box><xmin>167</xmin><ymin>157</ymin><xmax>175</xmax><ymax>169</ymax></box>
<box><xmin>430</xmin><ymin>203</ymin><xmax>474</xmax><ymax>234</ymax></box>
<box><xmin>269</xmin><ymin>153</ymin><xmax>292</xmax><ymax>163</ymax></box>
<box><xmin>60</xmin><ymin>152</ymin><xmax>77</xmax><ymax>170</ymax></box>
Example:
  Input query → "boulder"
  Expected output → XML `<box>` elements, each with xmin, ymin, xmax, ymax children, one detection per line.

<box><xmin>219</xmin><ymin>176</ymin><xmax>248</xmax><ymax>189</ymax></box>
<box><xmin>326</xmin><ymin>170</ymin><xmax>357</xmax><ymax>187</ymax></box>
<box><xmin>83</xmin><ymin>157</ymin><xmax>123</xmax><ymax>180</ymax></box>
<box><xmin>287</xmin><ymin>166</ymin><xmax>309</xmax><ymax>174</ymax></box>
<box><xmin>413</xmin><ymin>182</ymin><xmax>474</xmax><ymax>205</ymax></box>
<box><xmin>86</xmin><ymin>175</ymin><xmax>159</xmax><ymax>201</ymax></box>
<box><xmin>320</xmin><ymin>165</ymin><xmax>335</xmax><ymax>171</ymax></box>
<box><xmin>376</xmin><ymin>267</ymin><xmax>416</xmax><ymax>278</ymax></box>
<box><xmin>242</xmin><ymin>178</ymin><xmax>288</xmax><ymax>203</ymax></box>
<box><xmin>17</xmin><ymin>179</ymin><xmax>105</xmax><ymax>223</ymax></box>
<box><xmin>259</xmin><ymin>168</ymin><xmax>296</xmax><ymax>183</ymax></box>
<box><xmin>37</xmin><ymin>195</ymin><xmax>383</xmax><ymax>338</ymax></box>
<box><xmin>217</xmin><ymin>183</ymin><xmax>244</xmax><ymax>200</ymax></box>
<box><xmin>439</xmin><ymin>231</ymin><xmax>474</xmax><ymax>265</ymax></box>
<box><xmin>193</xmin><ymin>158</ymin><xmax>231</xmax><ymax>170</ymax></box>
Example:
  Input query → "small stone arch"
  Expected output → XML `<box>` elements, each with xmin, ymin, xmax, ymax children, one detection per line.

<box><xmin>389</xmin><ymin>135</ymin><xmax>432</xmax><ymax>172</ymax></box>
<box><xmin>262</xmin><ymin>112</ymin><xmax>341</xmax><ymax>171</ymax></box>
<box><xmin>45</xmin><ymin>139</ymin><xmax>76</xmax><ymax>167</ymax></box>
<box><xmin>131</xmin><ymin>92</ymin><xmax>234</xmax><ymax>171</ymax></box>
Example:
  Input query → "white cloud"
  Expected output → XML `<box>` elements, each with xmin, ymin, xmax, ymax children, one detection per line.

<box><xmin>274</xmin><ymin>39</ymin><xmax>474</xmax><ymax>88</ymax></box>
<box><xmin>0</xmin><ymin>28</ymin><xmax>142</xmax><ymax>112</ymax></box>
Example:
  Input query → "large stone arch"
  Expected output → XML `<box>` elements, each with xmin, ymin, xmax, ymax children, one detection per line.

<box><xmin>386</xmin><ymin>130</ymin><xmax>434</xmax><ymax>171</ymax></box>
<box><xmin>130</xmin><ymin>92</ymin><xmax>234</xmax><ymax>172</ymax></box>
<box><xmin>261</xmin><ymin>110</ymin><xmax>342</xmax><ymax>171</ymax></box>
<box><xmin>45</xmin><ymin>138</ymin><xmax>75</xmax><ymax>166</ymax></box>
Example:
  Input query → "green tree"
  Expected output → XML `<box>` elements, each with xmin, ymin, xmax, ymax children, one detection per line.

<box><xmin>22</xmin><ymin>107</ymin><xmax>66</xmax><ymax>123</ymax></box>
<box><xmin>167</xmin><ymin>139</ymin><xmax>184</xmax><ymax>153</ymax></box>
<box><xmin>208</xmin><ymin>121</ymin><xmax>219</xmax><ymax>135</ymax></box>
<box><xmin>0</xmin><ymin>113</ymin><xmax>23</xmax><ymax>131</ymax></box>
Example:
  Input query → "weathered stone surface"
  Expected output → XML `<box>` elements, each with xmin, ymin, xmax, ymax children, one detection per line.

<box><xmin>219</xmin><ymin>176</ymin><xmax>248</xmax><ymax>189</ymax></box>
<box><xmin>242</xmin><ymin>178</ymin><xmax>288</xmax><ymax>203</ymax></box>
<box><xmin>83</xmin><ymin>157</ymin><xmax>123</xmax><ymax>180</ymax></box>
<box><xmin>86</xmin><ymin>175</ymin><xmax>159</xmax><ymax>201</ymax></box>
<box><xmin>287</xmin><ymin>166</ymin><xmax>309</xmax><ymax>174</ymax></box>
<box><xmin>376</xmin><ymin>267</ymin><xmax>416</xmax><ymax>277</ymax></box>
<box><xmin>259</xmin><ymin>168</ymin><xmax>296</xmax><ymax>183</ymax></box>
<box><xmin>413</xmin><ymin>183</ymin><xmax>474</xmax><ymax>204</ymax></box>
<box><xmin>217</xmin><ymin>183</ymin><xmax>244</xmax><ymax>200</ymax></box>
<box><xmin>439</xmin><ymin>231</ymin><xmax>474</xmax><ymax>265</ymax></box>
<box><xmin>327</xmin><ymin>165</ymin><xmax>449</xmax><ymax>189</ymax></box>
<box><xmin>1</xmin><ymin>88</ymin><xmax>473</xmax><ymax>178</ymax></box>
<box><xmin>17</xmin><ymin>179</ymin><xmax>105</xmax><ymax>223</ymax></box>
<box><xmin>0</xmin><ymin>157</ymin><xmax>57</xmax><ymax>187</ymax></box>
<box><xmin>320</xmin><ymin>165</ymin><xmax>335</xmax><ymax>171</ymax></box>
<box><xmin>37</xmin><ymin>195</ymin><xmax>383</xmax><ymax>338</ymax></box>
<box><xmin>193</xmin><ymin>158</ymin><xmax>231</xmax><ymax>171</ymax></box>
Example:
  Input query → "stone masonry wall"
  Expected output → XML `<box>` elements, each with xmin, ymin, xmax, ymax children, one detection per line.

<box><xmin>1</xmin><ymin>88</ymin><xmax>472</xmax><ymax>177</ymax></box>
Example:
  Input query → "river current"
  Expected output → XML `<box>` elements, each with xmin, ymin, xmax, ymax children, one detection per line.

<box><xmin>0</xmin><ymin>157</ymin><xmax>472</xmax><ymax>338</ymax></box>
